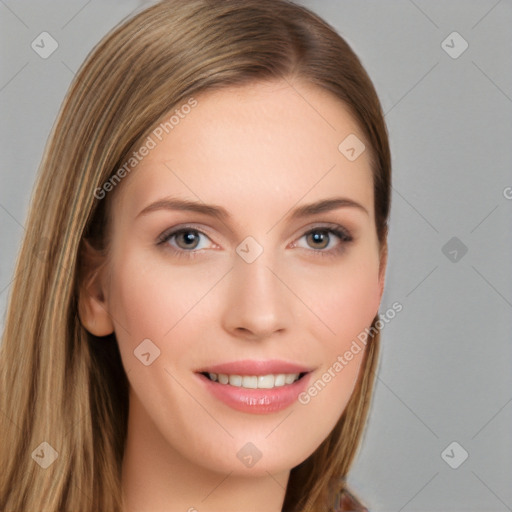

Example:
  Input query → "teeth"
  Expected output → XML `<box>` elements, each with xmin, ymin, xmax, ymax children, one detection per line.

<box><xmin>229</xmin><ymin>375</ymin><xmax>242</xmax><ymax>387</ymax></box>
<box><xmin>274</xmin><ymin>374</ymin><xmax>286</xmax><ymax>387</ymax></box>
<box><xmin>206</xmin><ymin>372</ymin><xmax>301</xmax><ymax>389</ymax></box>
<box><xmin>284</xmin><ymin>374</ymin><xmax>297</xmax><ymax>385</ymax></box>
<box><xmin>258</xmin><ymin>375</ymin><xmax>274</xmax><ymax>389</ymax></box>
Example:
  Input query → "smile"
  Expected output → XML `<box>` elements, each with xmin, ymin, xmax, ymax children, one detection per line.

<box><xmin>196</xmin><ymin>360</ymin><xmax>313</xmax><ymax>414</ymax></box>
<box><xmin>203</xmin><ymin>372</ymin><xmax>305</xmax><ymax>389</ymax></box>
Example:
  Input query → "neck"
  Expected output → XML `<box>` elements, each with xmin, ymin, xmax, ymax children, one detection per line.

<box><xmin>121</xmin><ymin>390</ymin><xmax>290</xmax><ymax>512</ymax></box>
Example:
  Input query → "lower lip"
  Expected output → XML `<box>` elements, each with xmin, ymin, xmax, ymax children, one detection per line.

<box><xmin>197</xmin><ymin>373</ymin><xmax>311</xmax><ymax>414</ymax></box>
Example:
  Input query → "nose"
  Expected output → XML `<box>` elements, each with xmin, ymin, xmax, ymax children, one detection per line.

<box><xmin>221</xmin><ymin>251</ymin><xmax>292</xmax><ymax>341</ymax></box>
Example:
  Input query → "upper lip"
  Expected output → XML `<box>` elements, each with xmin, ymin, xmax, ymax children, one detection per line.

<box><xmin>197</xmin><ymin>359</ymin><xmax>313</xmax><ymax>376</ymax></box>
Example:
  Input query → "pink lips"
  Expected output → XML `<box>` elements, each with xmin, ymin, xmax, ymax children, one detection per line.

<box><xmin>198</xmin><ymin>359</ymin><xmax>312</xmax><ymax>375</ymax></box>
<box><xmin>196</xmin><ymin>359</ymin><xmax>313</xmax><ymax>414</ymax></box>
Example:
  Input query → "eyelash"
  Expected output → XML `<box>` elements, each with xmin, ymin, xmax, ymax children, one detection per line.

<box><xmin>156</xmin><ymin>224</ymin><xmax>353</xmax><ymax>259</ymax></box>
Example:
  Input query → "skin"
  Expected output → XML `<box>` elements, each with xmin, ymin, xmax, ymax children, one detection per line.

<box><xmin>79</xmin><ymin>78</ymin><xmax>387</xmax><ymax>512</ymax></box>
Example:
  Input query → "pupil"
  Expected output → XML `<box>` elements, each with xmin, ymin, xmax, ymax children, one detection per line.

<box><xmin>309</xmin><ymin>231</ymin><xmax>328</xmax><ymax>249</ymax></box>
<box><xmin>180</xmin><ymin>231</ymin><xmax>198</xmax><ymax>248</ymax></box>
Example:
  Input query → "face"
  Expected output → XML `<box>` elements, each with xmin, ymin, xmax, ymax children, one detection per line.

<box><xmin>84</xmin><ymin>79</ymin><xmax>386</xmax><ymax>477</ymax></box>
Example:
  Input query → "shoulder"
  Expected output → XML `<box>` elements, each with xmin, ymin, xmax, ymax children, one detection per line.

<box><xmin>334</xmin><ymin>487</ymin><xmax>369</xmax><ymax>512</ymax></box>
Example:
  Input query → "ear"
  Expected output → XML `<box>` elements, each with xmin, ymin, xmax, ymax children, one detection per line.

<box><xmin>77</xmin><ymin>239</ymin><xmax>114</xmax><ymax>336</ymax></box>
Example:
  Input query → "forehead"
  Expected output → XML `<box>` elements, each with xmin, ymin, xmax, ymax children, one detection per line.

<box><xmin>113</xmin><ymin>79</ymin><xmax>374</xmax><ymax>223</ymax></box>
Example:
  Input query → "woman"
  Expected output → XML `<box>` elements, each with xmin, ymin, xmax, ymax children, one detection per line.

<box><xmin>0</xmin><ymin>1</ymin><xmax>390</xmax><ymax>510</ymax></box>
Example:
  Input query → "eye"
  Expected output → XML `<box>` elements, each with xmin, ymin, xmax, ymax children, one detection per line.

<box><xmin>157</xmin><ymin>227</ymin><xmax>214</xmax><ymax>252</ymax></box>
<box><xmin>294</xmin><ymin>225</ymin><xmax>353</xmax><ymax>254</ymax></box>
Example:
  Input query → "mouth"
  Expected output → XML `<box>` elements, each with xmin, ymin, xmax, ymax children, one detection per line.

<box><xmin>195</xmin><ymin>360</ymin><xmax>313</xmax><ymax>414</ymax></box>
<box><xmin>201</xmin><ymin>371</ymin><xmax>308</xmax><ymax>389</ymax></box>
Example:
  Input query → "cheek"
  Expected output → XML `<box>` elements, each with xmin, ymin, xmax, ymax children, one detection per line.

<box><xmin>324</xmin><ymin>267</ymin><xmax>381</xmax><ymax>340</ymax></box>
<box><xmin>107</xmin><ymin>249</ymin><xmax>219</xmax><ymax>340</ymax></box>
<box><xmin>297</xmin><ymin>251</ymin><xmax>382</xmax><ymax>348</ymax></box>
<box><xmin>105</xmin><ymin>248</ymin><xmax>230</xmax><ymax>377</ymax></box>
<box><xmin>291</xmin><ymin>255</ymin><xmax>381</xmax><ymax>447</ymax></box>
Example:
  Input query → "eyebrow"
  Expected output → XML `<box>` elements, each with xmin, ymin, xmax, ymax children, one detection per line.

<box><xmin>290</xmin><ymin>197</ymin><xmax>368</xmax><ymax>218</ymax></box>
<box><xmin>136</xmin><ymin>196</ymin><xmax>368</xmax><ymax>220</ymax></box>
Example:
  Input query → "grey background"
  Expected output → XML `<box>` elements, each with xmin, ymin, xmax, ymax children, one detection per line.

<box><xmin>1</xmin><ymin>1</ymin><xmax>511</xmax><ymax>511</ymax></box>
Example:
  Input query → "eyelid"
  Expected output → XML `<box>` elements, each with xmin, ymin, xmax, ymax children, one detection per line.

<box><xmin>289</xmin><ymin>222</ymin><xmax>353</xmax><ymax>243</ymax></box>
<box><xmin>156</xmin><ymin>222</ymin><xmax>354</xmax><ymax>257</ymax></box>
<box><xmin>288</xmin><ymin>222</ymin><xmax>353</xmax><ymax>255</ymax></box>
<box><xmin>156</xmin><ymin>223</ymin><xmax>216</xmax><ymax>246</ymax></box>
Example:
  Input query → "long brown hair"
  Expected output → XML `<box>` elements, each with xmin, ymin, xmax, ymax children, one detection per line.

<box><xmin>0</xmin><ymin>1</ymin><xmax>390</xmax><ymax>510</ymax></box>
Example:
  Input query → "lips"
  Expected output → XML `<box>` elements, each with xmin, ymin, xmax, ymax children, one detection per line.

<box><xmin>196</xmin><ymin>359</ymin><xmax>312</xmax><ymax>376</ymax></box>
<box><xmin>195</xmin><ymin>359</ymin><xmax>313</xmax><ymax>414</ymax></box>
